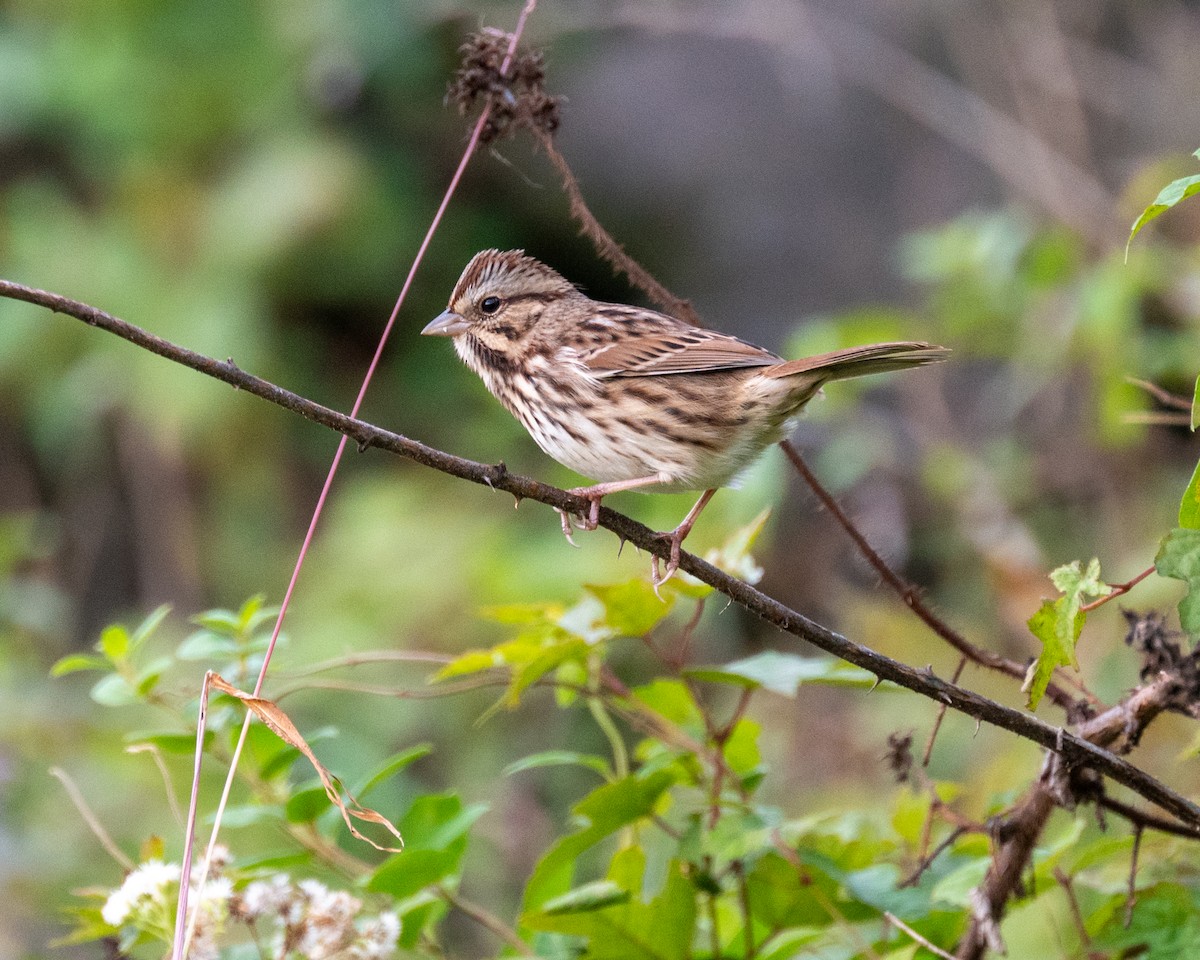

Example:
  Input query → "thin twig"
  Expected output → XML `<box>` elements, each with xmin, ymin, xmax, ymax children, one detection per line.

<box><xmin>779</xmin><ymin>439</ymin><xmax>1078</xmax><ymax>713</ymax></box>
<box><xmin>1126</xmin><ymin>377</ymin><xmax>1192</xmax><ymax>411</ymax></box>
<box><xmin>1097</xmin><ymin>794</ymin><xmax>1200</xmax><ymax>840</ymax></box>
<box><xmin>1053</xmin><ymin>867</ymin><xmax>1092</xmax><ymax>950</ymax></box>
<box><xmin>899</xmin><ymin>824</ymin><xmax>969</xmax><ymax>888</ymax></box>
<box><xmin>884</xmin><ymin>911</ymin><xmax>956</xmax><ymax>960</ymax></box>
<box><xmin>1125</xmin><ymin>825</ymin><xmax>1143</xmax><ymax>927</ymax></box>
<box><xmin>6</xmin><ymin>282</ymin><xmax>1200</xmax><ymax>828</ymax></box>
<box><xmin>1080</xmin><ymin>566</ymin><xmax>1155</xmax><ymax>613</ymax></box>
<box><xmin>533</xmin><ymin>131</ymin><xmax>700</xmax><ymax>325</ymax></box>
<box><xmin>50</xmin><ymin>767</ymin><xmax>135</xmax><ymax>871</ymax></box>
<box><xmin>126</xmin><ymin>743</ymin><xmax>185</xmax><ymax>827</ymax></box>
<box><xmin>437</xmin><ymin>884</ymin><xmax>534</xmax><ymax>956</ymax></box>
<box><xmin>923</xmin><ymin>657</ymin><xmax>967</xmax><ymax>766</ymax></box>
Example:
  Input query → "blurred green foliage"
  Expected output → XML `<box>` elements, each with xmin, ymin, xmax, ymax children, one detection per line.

<box><xmin>4</xmin><ymin>1</ymin><xmax>1200</xmax><ymax>958</ymax></box>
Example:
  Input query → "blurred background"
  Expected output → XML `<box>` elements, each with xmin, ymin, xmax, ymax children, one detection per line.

<box><xmin>2</xmin><ymin>0</ymin><xmax>1200</xmax><ymax>955</ymax></box>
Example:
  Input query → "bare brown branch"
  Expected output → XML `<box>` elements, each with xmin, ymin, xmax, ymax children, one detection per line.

<box><xmin>5</xmin><ymin>278</ymin><xmax>1199</xmax><ymax>833</ymax></box>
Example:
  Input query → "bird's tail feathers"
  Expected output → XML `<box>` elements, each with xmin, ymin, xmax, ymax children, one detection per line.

<box><xmin>763</xmin><ymin>341</ymin><xmax>950</xmax><ymax>382</ymax></box>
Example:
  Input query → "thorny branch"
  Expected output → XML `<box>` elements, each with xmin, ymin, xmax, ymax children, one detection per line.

<box><xmin>956</xmin><ymin>613</ymin><xmax>1200</xmax><ymax>960</ymax></box>
<box><xmin>3</xmin><ymin>277</ymin><xmax>1199</xmax><ymax>837</ymax></box>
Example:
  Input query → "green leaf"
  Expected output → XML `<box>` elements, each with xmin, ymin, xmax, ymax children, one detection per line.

<box><xmin>191</xmin><ymin>610</ymin><xmax>242</xmax><ymax>634</ymax></box>
<box><xmin>685</xmin><ymin>650</ymin><xmax>879</xmax><ymax>695</ymax></box>
<box><xmin>213</xmin><ymin>804</ymin><xmax>286</xmax><ymax>828</ymax></box>
<box><xmin>400</xmin><ymin>793</ymin><xmax>487</xmax><ymax>851</ymax></box>
<box><xmin>50</xmin><ymin>653</ymin><xmax>109</xmax><ymax>677</ymax></box>
<box><xmin>357</xmin><ymin>744</ymin><xmax>433</xmax><ymax>799</ymax></box>
<box><xmin>539</xmin><ymin>880</ymin><xmax>630</xmax><ymax>915</ymax></box>
<box><xmin>370</xmin><ymin>850</ymin><xmax>465</xmax><ymax>899</ymax></box>
<box><xmin>1180</xmin><ymin>459</ymin><xmax>1200</xmax><ymax>530</ymax></box>
<box><xmin>432</xmin><ymin>649</ymin><xmax>498</xmax><ymax>680</ymax></box>
<box><xmin>129</xmin><ymin>604</ymin><xmax>171</xmax><ymax>652</ymax></box>
<box><xmin>367</xmin><ymin>795</ymin><xmax>485</xmax><ymax>898</ymax></box>
<box><xmin>523</xmin><ymin>859</ymin><xmax>696</xmax><ymax>960</ymax></box>
<box><xmin>285</xmin><ymin>785</ymin><xmax>331</xmax><ymax>823</ymax></box>
<box><xmin>1025</xmin><ymin>600</ymin><xmax>1082</xmax><ymax>710</ymax></box>
<box><xmin>1156</xmin><ymin>528</ymin><xmax>1200</xmax><ymax>636</ymax></box>
<box><xmin>176</xmin><ymin>631</ymin><xmax>240</xmax><ymax>660</ymax></box>
<box><xmin>585</xmin><ymin>580</ymin><xmax>673</xmax><ymax>637</ymax></box>
<box><xmin>503</xmin><ymin>750</ymin><xmax>612</xmax><ymax>779</ymax></box>
<box><xmin>1127</xmin><ymin>172</ymin><xmax>1200</xmax><ymax>259</ymax></box>
<box><xmin>368</xmin><ymin>794</ymin><xmax>485</xmax><ymax>899</ymax></box>
<box><xmin>523</xmin><ymin>769</ymin><xmax>679</xmax><ymax>911</ymax></box>
<box><xmin>89</xmin><ymin>673</ymin><xmax>137</xmax><ymax>707</ymax></box>
<box><xmin>97</xmin><ymin>625</ymin><xmax>130</xmax><ymax>663</ymax></box>
<box><xmin>722</xmin><ymin>718</ymin><xmax>763</xmax><ymax>777</ymax></box>
<box><xmin>1025</xmin><ymin>559</ymin><xmax>1112</xmax><ymax>709</ymax></box>
<box><xmin>1192</xmin><ymin>374</ymin><xmax>1200</xmax><ymax>432</ymax></box>
<box><xmin>125</xmin><ymin>730</ymin><xmax>215</xmax><ymax>753</ymax></box>
<box><xmin>629</xmin><ymin>679</ymin><xmax>705</xmax><ymax>731</ymax></box>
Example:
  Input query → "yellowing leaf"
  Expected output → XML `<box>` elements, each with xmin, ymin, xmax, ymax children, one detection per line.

<box><xmin>207</xmin><ymin>672</ymin><xmax>402</xmax><ymax>852</ymax></box>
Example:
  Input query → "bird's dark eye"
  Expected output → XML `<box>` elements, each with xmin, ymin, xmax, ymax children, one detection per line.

<box><xmin>479</xmin><ymin>296</ymin><xmax>502</xmax><ymax>315</ymax></box>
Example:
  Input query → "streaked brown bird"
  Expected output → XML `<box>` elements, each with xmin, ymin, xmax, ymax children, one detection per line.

<box><xmin>423</xmin><ymin>249</ymin><xmax>948</xmax><ymax>584</ymax></box>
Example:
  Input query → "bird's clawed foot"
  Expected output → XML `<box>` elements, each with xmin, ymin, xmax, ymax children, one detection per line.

<box><xmin>557</xmin><ymin>488</ymin><xmax>604</xmax><ymax>546</ymax></box>
<box><xmin>650</xmin><ymin>528</ymin><xmax>688</xmax><ymax>591</ymax></box>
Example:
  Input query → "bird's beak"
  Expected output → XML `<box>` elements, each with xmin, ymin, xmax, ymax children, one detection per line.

<box><xmin>421</xmin><ymin>310</ymin><xmax>471</xmax><ymax>337</ymax></box>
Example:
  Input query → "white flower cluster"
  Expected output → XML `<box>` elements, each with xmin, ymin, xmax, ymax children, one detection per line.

<box><xmin>234</xmin><ymin>875</ymin><xmax>400</xmax><ymax>960</ymax></box>
<box><xmin>101</xmin><ymin>848</ymin><xmax>233</xmax><ymax>960</ymax></box>
<box><xmin>101</xmin><ymin>858</ymin><xmax>178</xmax><ymax>926</ymax></box>
<box><xmin>100</xmin><ymin>849</ymin><xmax>398</xmax><ymax>959</ymax></box>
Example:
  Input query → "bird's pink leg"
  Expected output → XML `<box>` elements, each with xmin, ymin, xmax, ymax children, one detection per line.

<box><xmin>652</xmin><ymin>488</ymin><xmax>717</xmax><ymax>588</ymax></box>
<box><xmin>557</xmin><ymin>472</ymin><xmax>673</xmax><ymax>544</ymax></box>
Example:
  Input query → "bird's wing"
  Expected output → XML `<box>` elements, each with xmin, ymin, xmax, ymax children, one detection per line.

<box><xmin>581</xmin><ymin>328</ymin><xmax>781</xmax><ymax>378</ymax></box>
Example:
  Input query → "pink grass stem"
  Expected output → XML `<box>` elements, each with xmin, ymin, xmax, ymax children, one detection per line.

<box><xmin>171</xmin><ymin>5</ymin><xmax>538</xmax><ymax>956</ymax></box>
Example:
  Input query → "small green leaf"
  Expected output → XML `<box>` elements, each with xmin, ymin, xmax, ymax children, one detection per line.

<box><xmin>215</xmin><ymin>804</ymin><xmax>286</xmax><ymax>828</ymax></box>
<box><xmin>285</xmin><ymin>785</ymin><xmax>331</xmax><ymax>823</ymax></box>
<box><xmin>1025</xmin><ymin>600</ymin><xmax>1081</xmax><ymax>710</ymax></box>
<box><xmin>1156</xmin><ymin>528</ymin><xmax>1200</xmax><ymax>636</ymax></box>
<box><xmin>1025</xmin><ymin>559</ymin><xmax>1113</xmax><ymax>709</ymax></box>
<box><xmin>540</xmin><ymin>880</ymin><xmax>630</xmax><ymax>914</ymax></box>
<box><xmin>503</xmin><ymin>750</ymin><xmax>612</xmax><ymax>779</ymax></box>
<box><xmin>1181</xmin><ymin>459</ymin><xmax>1200</xmax><ymax>530</ymax></box>
<box><xmin>369</xmin><ymin>848</ymin><xmax>464</xmax><ymax>899</ymax></box>
<box><xmin>1126</xmin><ymin>171</ymin><xmax>1200</xmax><ymax>259</ymax></box>
<box><xmin>125</xmin><ymin>730</ymin><xmax>215</xmax><ymax>753</ymax></box>
<box><xmin>89</xmin><ymin>673</ymin><xmax>137</xmax><ymax>707</ymax></box>
<box><xmin>357</xmin><ymin>744</ymin><xmax>433</xmax><ymax>799</ymax></box>
<box><xmin>433</xmin><ymin>650</ymin><xmax>499</xmax><ymax>681</ymax></box>
<box><xmin>1192</xmin><ymin>374</ymin><xmax>1200</xmax><ymax>432</ymax></box>
<box><xmin>369</xmin><ymin>793</ymin><xmax>482</xmax><ymax>899</ymax></box>
<box><xmin>177</xmin><ymin>631</ymin><xmax>240</xmax><ymax>661</ymax></box>
<box><xmin>586</xmin><ymin>580</ymin><xmax>673</xmax><ymax>636</ymax></box>
<box><xmin>129</xmin><ymin>604</ymin><xmax>171</xmax><ymax>652</ymax></box>
<box><xmin>97</xmin><ymin>625</ymin><xmax>130</xmax><ymax>663</ymax></box>
<box><xmin>50</xmin><ymin>654</ymin><xmax>109</xmax><ymax>677</ymax></box>
<box><xmin>135</xmin><ymin>665</ymin><xmax>166</xmax><ymax>696</ymax></box>
<box><xmin>191</xmin><ymin>610</ymin><xmax>242</xmax><ymax>634</ymax></box>
<box><xmin>479</xmin><ymin>602</ymin><xmax>563</xmax><ymax>624</ymax></box>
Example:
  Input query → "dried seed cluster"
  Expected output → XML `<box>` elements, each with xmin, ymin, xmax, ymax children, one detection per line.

<box><xmin>1124</xmin><ymin>609</ymin><xmax>1200</xmax><ymax>715</ymax></box>
<box><xmin>447</xmin><ymin>28</ymin><xmax>561</xmax><ymax>144</ymax></box>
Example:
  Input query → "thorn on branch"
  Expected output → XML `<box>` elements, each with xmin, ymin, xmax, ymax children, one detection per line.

<box><xmin>484</xmin><ymin>460</ymin><xmax>508</xmax><ymax>489</ymax></box>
